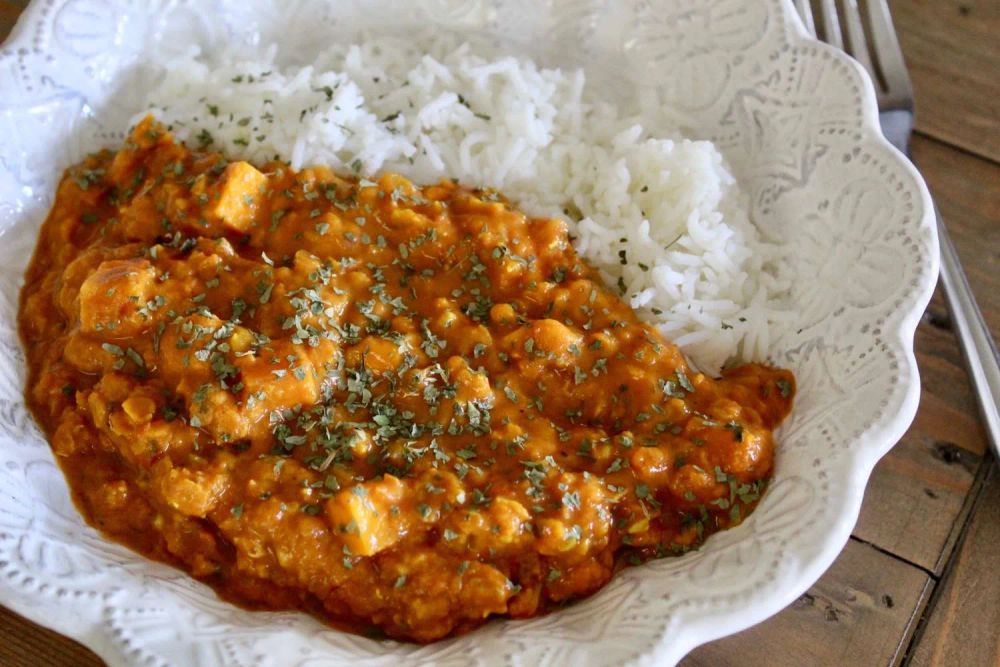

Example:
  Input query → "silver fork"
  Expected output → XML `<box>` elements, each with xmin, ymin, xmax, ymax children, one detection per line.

<box><xmin>794</xmin><ymin>0</ymin><xmax>1000</xmax><ymax>456</ymax></box>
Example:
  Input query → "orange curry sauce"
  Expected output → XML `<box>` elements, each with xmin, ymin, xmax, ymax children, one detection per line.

<box><xmin>18</xmin><ymin>118</ymin><xmax>794</xmax><ymax>642</ymax></box>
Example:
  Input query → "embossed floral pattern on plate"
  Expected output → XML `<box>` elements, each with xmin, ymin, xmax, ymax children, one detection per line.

<box><xmin>0</xmin><ymin>1</ymin><xmax>937</xmax><ymax>665</ymax></box>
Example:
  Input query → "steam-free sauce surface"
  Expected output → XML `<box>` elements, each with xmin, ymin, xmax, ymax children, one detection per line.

<box><xmin>18</xmin><ymin>119</ymin><xmax>794</xmax><ymax>642</ymax></box>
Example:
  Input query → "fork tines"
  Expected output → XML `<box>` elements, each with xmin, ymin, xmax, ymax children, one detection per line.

<box><xmin>793</xmin><ymin>0</ymin><xmax>913</xmax><ymax>111</ymax></box>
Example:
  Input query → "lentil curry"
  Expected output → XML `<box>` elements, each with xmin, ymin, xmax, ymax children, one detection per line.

<box><xmin>18</xmin><ymin>118</ymin><xmax>794</xmax><ymax>642</ymax></box>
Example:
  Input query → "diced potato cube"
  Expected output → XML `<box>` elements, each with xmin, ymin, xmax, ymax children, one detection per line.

<box><xmin>62</xmin><ymin>335</ymin><xmax>107</xmax><ymax>374</ymax></box>
<box><xmin>488</xmin><ymin>497</ymin><xmax>531</xmax><ymax>543</ymax></box>
<box><xmin>237</xmin><ymin>350</ymin><xmax>320</xmax><ymax>412</ymax></box>
<box><xmin>78</xmin><ymin>259</ymin><xmax>157</xmax><ymax>335</ymax></box>
<box><xmin>51</xmin><ymin>412</ymin><xmax>94</xmax><ymax>457</ymax></box>
<box><xmin>152</xmin><ymin>460</ymin><xmax>229</xmax><ymax>518</ymax></box>
<box><xmin>345</xmin><ymin>336</ymin><xmax>408</xmax><ymax>375</ymax></box>
<box><xmin>324</xmin><ymin>475</ymin><xmax>405</xmax><ymax>556</ymax></box>
<box><xmin>122</xmin><ymin>395</ymin><xmax>156</xmax><ymax>425</ymax></box>
<box><xmin>207</xmin><ymin>161</ymin><xmax>267</xmax><ymax>231</ymax></box>
<box><xmin>535</xmin><ymin>517</ymin><xmax>579</xmax><ymax>555</ymax></box>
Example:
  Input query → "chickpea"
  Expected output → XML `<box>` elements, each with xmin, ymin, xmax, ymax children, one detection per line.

<box><xmin>489</xmin><ymin>302</ymin><xmax>517</xmax><ymax>327</ymax></box>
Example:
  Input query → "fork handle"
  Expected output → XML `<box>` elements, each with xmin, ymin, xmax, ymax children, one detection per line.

<box><xmin>937</xmin><ymin>208</ymin><xmax>1000</xmax><ymax>457</ymax></box>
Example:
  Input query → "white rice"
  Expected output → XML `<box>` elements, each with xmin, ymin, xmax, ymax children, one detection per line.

<box><xmin>136</xmin><ymin>37</ymin><xmax>788</xmax><ymax>374</ymax></box>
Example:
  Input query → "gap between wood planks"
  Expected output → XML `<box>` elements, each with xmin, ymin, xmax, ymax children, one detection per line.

<box><xmin>842</xmin><ymin>452</ymin><xmax>993</xmax><ymax>666</ymax></box>
<box><xmin>914</xmin><ymin>128</ymin><xmax>1000</xmax><ymax>170</ymax></box>
<box><xmin>847</xmin><ymin>536</ymin><xmax>934</xmax><ymax>579</ymax></box>
<box><xmin>898</xmin><ymin>455</ymin><xmax>996</xmax><ymax>665</ymax></box>
<box><xmin>854</xmin><ymin>447</ymin><xmax>992</xmax><ymax>580</ymax></box>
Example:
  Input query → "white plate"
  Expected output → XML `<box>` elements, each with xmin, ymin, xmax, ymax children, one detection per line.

<box><xmin>0</xmin><ymin>1</ymin><xmax>937</xmax><ymax>665</ymax></box>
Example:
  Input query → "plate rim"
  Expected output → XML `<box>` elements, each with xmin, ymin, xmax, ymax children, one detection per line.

<box><xmin>0</xmin><ymin>0</ymin><xmax>940</xmax><ymax>664</ymax></box>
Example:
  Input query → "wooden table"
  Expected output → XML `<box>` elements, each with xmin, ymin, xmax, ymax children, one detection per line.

<box><xmin>2</xmin><ymin>1</ymin><xmax>998</xmax><ymax>664</ymax></box>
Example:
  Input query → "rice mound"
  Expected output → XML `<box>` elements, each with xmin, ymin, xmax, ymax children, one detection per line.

<box><xmin>138</xmin><ymin>38</ymin><xmax>788</xmax><ymax>374</ymax></box>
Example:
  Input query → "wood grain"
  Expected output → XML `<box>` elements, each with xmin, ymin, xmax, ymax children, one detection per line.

<box><xmin>891</xmin><ymin>0</ymin><xmax>1000</xmax><ymax>164</ymax></box>
<box><xmin>912</xmin><ymin>136</ymin><xmax>1000</xmax><ymax>337</ymax></box>
<box><xmin>0</xmin><ymin>0</ymin><xmax>21</xmax><ymax>41</ymax></box>
<box><xmin>682</xmin><ymin>539</ymin><xmax>932</xmax><ymax>666</ymax></box>
<box><xmin>908</xmin><ymin>464</ymin><xmax>1000</xmax><ymax>666</ymax></box>
<box><xmin>853</xmin><ymin>390</ymin><xmax>982</xmax><ymax>574</ymax></box>
<box><xmin>0</xmin><ymin>606</ymin><xmax>102</xmax><ymax>667</ymax></box>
